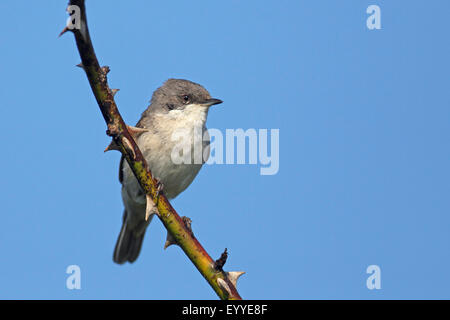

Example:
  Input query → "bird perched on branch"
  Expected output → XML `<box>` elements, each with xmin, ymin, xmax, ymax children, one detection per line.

<box><xmin>113</xmin><ymin>79</ymin><xmax>222</xmax><ymax>264</ymax></box>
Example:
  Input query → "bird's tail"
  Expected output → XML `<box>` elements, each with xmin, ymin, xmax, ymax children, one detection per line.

<box><xmin>113</xmin><ymin>210</ymin><xmax>151</xmax><ymax>264</ymax></box>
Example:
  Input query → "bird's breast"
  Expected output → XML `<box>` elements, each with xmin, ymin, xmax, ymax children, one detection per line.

<box><xmin>122</xmin><ymin>110</ymin><xmax>210</xmax><ymax>201</ymax></box>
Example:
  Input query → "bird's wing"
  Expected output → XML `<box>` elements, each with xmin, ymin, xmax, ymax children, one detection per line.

<box><xmin>119</xmin><ymin>154</ymin><xmax>125</xmax><ymax>183</ymax></box>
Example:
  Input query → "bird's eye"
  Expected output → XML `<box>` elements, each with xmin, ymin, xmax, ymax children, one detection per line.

<box><xmin>182</xmin><ymin>95</ymin><xmax>190</xmax><ymax>103</ymax></box>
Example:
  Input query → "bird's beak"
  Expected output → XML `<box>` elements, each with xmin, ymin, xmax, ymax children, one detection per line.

<box><xmin>202</xmin><ymin>98</ymin><xmax>223</xmax><ymax>107</ymax></box>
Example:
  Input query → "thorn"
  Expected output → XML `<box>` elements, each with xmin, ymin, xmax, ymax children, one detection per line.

<box><xmin>58</xmin><ymin>26</ymin><xmax>70</xmax><ymax>37</ymax></box>
<box><xmin>164</xmin><ymin>232</ymin><xmax>176</xmax><ymax>250</ymax></box>
<box><xmin>76</xmin><ymin>62</ymin><xmax>84</xmax><ymax>69</ymax></box>
<box><xmin>145</xmin><ymin>194</ymin><xmax>157</xmax><ymax>221</ymax></box>
<box><xmin>126</xmin><ymin>125</ymin><xmax>149</xmax><ymax>140</ymax></box>
<box><xmin>226</xmin><ymin>271</ymin><xmax>245</xmax><ymax>288</ymax></box>
<box><xmin>164</xmin><ymin>216</ymin><xmax>192</xmax><ymax>250</ymax></box>
<box><xmin>111</xmin><ymin>88</ymin><xmax>120</xmax><ymax>96</ymax></box>
<box><xmin>122</xmin><ymin>136</ymin><xmax>136</xmax><ymax>160</ymax></box>
<box><xmin>104</xmin><ymin>139</ymin><xmax>120</xmax><ymax>152</ymax></box>
<box><xmin>214</xmin><ymin>248</ymin><xmax>228</xmax><ymax>271</ymax></box>
<box><xmin>217</xmin><ymin>278</ymin><xmax>232</xmax><ymax>296</ymax></box>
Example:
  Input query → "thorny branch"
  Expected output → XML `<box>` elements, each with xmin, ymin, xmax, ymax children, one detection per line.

<box><xmin>61</xmin><ymin>0</ymin><xmax>243</xmax><ymax>300</ymax></box>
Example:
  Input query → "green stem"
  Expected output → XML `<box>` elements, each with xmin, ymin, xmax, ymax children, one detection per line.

<box><xmin>64</xmin><ymin>0</ymin><xmax>242</xmax><ymax>300</ymax></box>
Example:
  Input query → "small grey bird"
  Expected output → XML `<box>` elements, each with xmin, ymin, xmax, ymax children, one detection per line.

<box><xmin>113</xmin><ymin>79</ymin><xmax>222</xmax><ymax>264</ymax></box>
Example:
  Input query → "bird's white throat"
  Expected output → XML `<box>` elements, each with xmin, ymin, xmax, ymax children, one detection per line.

<box><xmin>166</xmin><ymin>103</ymin><xmax>209</xmax><ymax>129</ymax></box>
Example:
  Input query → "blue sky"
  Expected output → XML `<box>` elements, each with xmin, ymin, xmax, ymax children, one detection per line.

<box><xmin>1</xmin><ymin>0</ymin><xmax>449</xmax><ymax>299</ymax></box>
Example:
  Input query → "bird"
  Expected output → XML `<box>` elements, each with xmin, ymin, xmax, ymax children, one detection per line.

<box><xmin>113</xmin><ymin>78</ymin><xmax>222</xmax><ymax>264</ymax></box>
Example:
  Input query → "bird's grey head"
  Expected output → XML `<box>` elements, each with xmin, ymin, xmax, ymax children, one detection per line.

<box><xmin>145</xmin><ymin>79</ymin><xmax>222</xmax><ymax>116</ymax></box>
